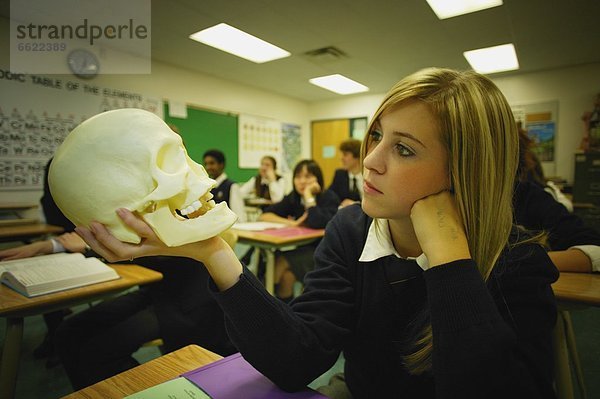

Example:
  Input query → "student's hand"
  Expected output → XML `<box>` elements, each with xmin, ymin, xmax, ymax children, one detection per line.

<box><xmin>0</xmin><ymin>240</ymin><xmax>53</xmax><ymax>261</ymax></box>
<box><xmin>263</xmin><ymin>168</ymin><xmax>277</xmax><ymax>183</ymax></box>
<box><xmin>56</xmin><ymin>232</ymin><xmax>88</xmax><ymax>253</ymax></box>
<box><xmin>288</xmin><ymin>212</ymin><xmax>308</xmax><ymax>227</ymax></box>
<box><xmin>76</xmin><ymin>208</ymin><xmax>222</xmax><ymax>264</ymax></box>
<box><xmin>410</xmin><ymin>191</ymin><xmax>471</xmax><ymax>267</ymax></box>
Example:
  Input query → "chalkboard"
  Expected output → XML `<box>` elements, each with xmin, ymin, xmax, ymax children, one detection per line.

<box><xmin>164</xmin><ymin>104</ymin><xmax>256</xmax><ymax>183</ymax></box>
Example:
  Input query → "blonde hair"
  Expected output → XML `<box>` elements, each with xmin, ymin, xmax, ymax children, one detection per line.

<box><xmin>362</xmin><ymin>68</ymin><xmax>519</xmax><ymax>373</ymax></box>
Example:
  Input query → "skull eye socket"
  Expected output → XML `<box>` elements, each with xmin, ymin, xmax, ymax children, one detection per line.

<box><xmin>156</xmin><ymin>142</ymin><xmax>186</xmax><ymax>174</ymax></box>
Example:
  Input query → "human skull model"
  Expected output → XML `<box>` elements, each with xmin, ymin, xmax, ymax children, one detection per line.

<box><xmin>49</xmin><ymin>108</ymin><xmax>237</xmax><ymax>247</ymax></box>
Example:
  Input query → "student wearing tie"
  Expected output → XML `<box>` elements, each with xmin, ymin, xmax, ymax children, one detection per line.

<box><xmin>80</xmin><ymin>68</ymin><xmax>558</xmax><ymax>398</ymax></box>
<box><xmin>202</xmin><ymin>149</ymin><xmax>246</xmax><ymax>222</ymax></box>
<box><xmin>328</xmin><ymin>138</ymin><xmax>363</xmax><ymax>208</ymax></box>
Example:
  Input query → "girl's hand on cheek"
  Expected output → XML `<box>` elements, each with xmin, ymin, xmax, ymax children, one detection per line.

<box><xmin>410</xmin><ymin>191</ymin><xmax>471</xmax><ymax>267</ymax></box>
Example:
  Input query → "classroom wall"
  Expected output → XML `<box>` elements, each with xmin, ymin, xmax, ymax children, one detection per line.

<box><xmin>0</xmin><ymin>16</ymin><xmax>310</xmax><ymax>205</ymax></box>
<box><xmin>307</xmin><ymin>62</ymin><xmax>600</xmax><ymax>184</ymax></box>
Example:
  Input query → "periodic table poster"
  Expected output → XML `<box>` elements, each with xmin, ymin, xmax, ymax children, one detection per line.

<box><xmin>0</xmin><ymin>72</ymin><xmax>162</xmax><ymax>190</ymax></box>
<box><xmin>238</xmin><ymin>113</ymin><xmax>283</xmax><ymax>168</ymax></box>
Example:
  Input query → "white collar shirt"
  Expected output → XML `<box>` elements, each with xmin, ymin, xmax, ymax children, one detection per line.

<box><xmin>358</xmin><ymin>218</ymin><xmax>429</xmax><ymax>270</ymax></box>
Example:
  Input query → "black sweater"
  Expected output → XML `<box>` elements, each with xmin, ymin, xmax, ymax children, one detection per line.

<box><xmin>514</xmin><ymin>180</ymin><xmax>600</xmax><ymax>249</ymax></box>
<box><xmin>211</xmin><ymin>205</ymin><xmax>559</xmax><ymax>398</ymax></box>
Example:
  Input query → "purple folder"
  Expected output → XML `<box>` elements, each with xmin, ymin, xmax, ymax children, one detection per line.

<box><xmin>181</xmin><ymin>353</ymin><xmax>327</xmax><ymax>399</ymax></box>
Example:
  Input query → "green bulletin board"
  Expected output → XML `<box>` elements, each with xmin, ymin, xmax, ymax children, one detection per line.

<box><xmin>163</xmin><ymin>104</ymin><xmax>256</xmax><ymax>183</ymax></box>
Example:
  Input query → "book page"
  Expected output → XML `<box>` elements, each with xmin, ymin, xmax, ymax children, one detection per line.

<box><xmin>232</xmin><ymin>222</ymin><xmax>286</xmax><ymax>231</ymax></box>
<box><xmin>6</xmin><ymin>257</ymin><xmax>114</xmax><ymax>286</ymax></box>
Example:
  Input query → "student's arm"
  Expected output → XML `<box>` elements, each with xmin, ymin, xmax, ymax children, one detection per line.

<box><xmin>412</xmin><ymin>191</ymin><xmax>558</xmax><ymax>397</ymax></box>
<box><xmin>549</xmin><ymin>246</ymin><xmax>598</xmax><ymax>272</ymax></box>
<box><xmin>424</xmin><ymin>247</ymin><xmax>558</xmax><ymax>398</ymax></box>
<box><xmin>259</xmin><ymin>211</ymin><xmax>303</xmax><ymax>226</ymax></box>
<box><xmin>238</xmin><ymin>176</ymin><xmax>256</xmax><ymax>199</ymax></box>
<box><xmin>0</xmin><ymin>231</ymin><xmax>88</xmax><ymax>261</ymax></box>
<box><xmin>0</xmin><ymin>240</ymin><xmax>54</xmax><ymax>260</ymax></box>
<box><xmin>78</xmin><ymin>207</ymin><xmax>354</xmax><ymax>392</ymax></box>
<box><xmin>258</xmin><ymin>195</ymin><xmax>305</xmax><ymax>226</ymax></box>
<box><xmin>303</xmin><ymin>190</ymin><xmax>340</xmax><ymax>229</ymax></box>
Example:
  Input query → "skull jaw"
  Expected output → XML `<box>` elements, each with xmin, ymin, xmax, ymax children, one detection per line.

<box><xmin>142</xmin><ymin>202</ymin><xmax>238</xmax><ymax>247</ymax></box>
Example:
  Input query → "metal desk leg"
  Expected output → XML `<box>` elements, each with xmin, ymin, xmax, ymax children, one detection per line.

<box><xmin>0</xmin><ymin>317</ymin><xmax>24</xmax><ymax>399</ymax></box>
<box><xmin>553</xmin><ymin>311</ymin><xmax>574</xmax><ymax>399</ymax></box>
<box><xmin>264</xmin><ymin>249</ymin><xmax>275</xmax><ymax>295</ymax></box>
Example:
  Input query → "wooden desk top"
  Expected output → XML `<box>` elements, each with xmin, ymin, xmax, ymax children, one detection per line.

<box><xmin>552</xmin><ymin>272</ymin><xmax>600</xmax><ymax>307</ymax></box>
<box><xmin>232</xmin><ymin>226</ymin><xmax>325</xmax><ymax>246</ymax></box>
<box><xmin>0</xmin><ymin>264</ymin><xmax>163</xmax><ymax>318</ymax></box>
<box><xmin>244</xmin><ymin>198</ymin><xmax>273</xmax><ymax>206</ymax></box>
<box><xmin>0</xmin><ymin>223</ymin><xmax>64</xmax><ymax>240</ymax></box>
<box><xmin>63</xmin><ymin>344</ymin><xmax>222</xmax><ymax>399</ymax></box>
<box><xmin>0</xmin><ymin>203</ymin><xmax>38</xmax><ymax>210</ymax></box>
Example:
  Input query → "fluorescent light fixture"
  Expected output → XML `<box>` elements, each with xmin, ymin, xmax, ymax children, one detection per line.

<box><xmin>426</xmin><ymin>0</ymin><xmax>503</xmax><ymax>19</ymax></box>
<box><xmin>189</xmin><ymin>23</ymin><xmax>290</xmax><ymax>63</ymax></box>
<box><xmin>309</xmin><ymin>74</ymin><xmax>369</xmax><ymax>95</ymax></box>
<box><xmin>463</xmin><ymin>43</ymin><xmax>519</xmax><ymax>74</ymax></box>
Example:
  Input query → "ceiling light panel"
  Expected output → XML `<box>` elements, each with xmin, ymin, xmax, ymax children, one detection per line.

<box><xmin>426</xmin><ymin>0</ymin><xmax>503</xmax><ymax>19</ymax></box>
<box><xmin>309</xmin><ymin>74</ymin><xmax>369</xmax><ymax>95</ymax></box>
<box><xmin>189</xmin><ymin>23</ymin><xmax>291</xmax><ymax>63</ymax></box>
<box><xmin>463</xmin><ymin>43</ymin><xmax>519</xmax><ymax>74</ymax></box>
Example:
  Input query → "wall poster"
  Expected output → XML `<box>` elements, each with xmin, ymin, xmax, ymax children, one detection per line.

<box><xmin>0</xmin><ymin>72</ymin><xmax>162</xmax><ymax>190</ymax></box>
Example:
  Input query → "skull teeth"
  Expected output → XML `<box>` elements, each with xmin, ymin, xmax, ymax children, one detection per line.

<box><xmin>179</xmin><ymin>194</ymin><xmax>215</xmax><ymax>218</ymax></box>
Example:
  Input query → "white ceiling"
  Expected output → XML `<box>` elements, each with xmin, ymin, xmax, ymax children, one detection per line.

<box><xmin>4</xmin><ymin>0</ymin><xmax>600</xmax><ymax>102</ymax></box>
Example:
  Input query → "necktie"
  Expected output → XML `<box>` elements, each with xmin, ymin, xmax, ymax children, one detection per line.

<box><xmin>350</xmin><ymin>176</ymin><xmax>359</xmax><ymax>198</ymax></box>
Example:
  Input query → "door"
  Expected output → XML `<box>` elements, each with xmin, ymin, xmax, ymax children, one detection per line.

<box><xmin>311</xmin><ymin>119</ymin><xmax>350</xmax><ymax>188</ymax></box>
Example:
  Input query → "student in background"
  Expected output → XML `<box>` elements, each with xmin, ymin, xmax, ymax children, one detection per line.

<box><xmin>258</xmin><ymin>159</ymin><xmax>339</xmax><ymax>301</ymax></box>
<box><xmin>79</xmin><ymin>68</ymin><xmax>558</xmax><ymax>398</ymax></box>
<box><xmin>517</xmin><ymin>123</ymin><xmax>573</xmax><ymax>211</ymax></box>
<box><xmin>328</xmin><ymin>138</ymin><xmax>363</xmax><ymax>208</ymax></box>
<box><xmin>239</xmin><ymin>155</ymin><xmax>286</xmax><ymax>203</ymax></box>
<box><xmin>515</xmin><ymin>126</ymin><xmax>600</xmax><ymax>272</ymax></box>
<box><xmin>202</xmin><ymin>149</ymin><xmax>246</xmax><ymax>222</ymax></box>
<box><xmin>2</xmin><ymin>157</ymin><xmax>77</xmax><ymax>367</ymax></box>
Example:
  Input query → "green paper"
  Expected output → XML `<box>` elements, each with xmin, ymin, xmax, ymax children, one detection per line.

<box><xmin>125</xmin><ymin>377</ymin><xmax>211</xmax><ymax>399</ymax></box>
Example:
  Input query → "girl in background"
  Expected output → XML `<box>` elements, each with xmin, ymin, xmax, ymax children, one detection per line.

<box><xmin>239</xmin><ymin>155</ymin><xmax>286</xmax><ymax>203</ymax></box>
<box><xmin>258</xmin><ymin>159</ymin><xmax>339</xmax><ymax>300</ymax></box>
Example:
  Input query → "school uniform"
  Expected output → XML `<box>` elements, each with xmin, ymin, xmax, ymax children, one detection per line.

<box><xmin>239</xmin><ymin>175</ymin><xmax>286</xmax><ymax>203</ymax></box>
<box><xmin>211</xmin><ymin>172</ymin><xmax>246</xmax><ymax>222</ymax></box>
<box><xmin>328</xmin><ymin>168</ymin><xmax>363</xmax><ymax>202</ymax></box>
<box><xmin>514</xmin><ymin>180</ymin><xmax>600</xmax><ymax>271</ymax></box>
<box><xmin>211</xmin><ymin>204</ymin><xmax>559</xmax><ymax>398</ymax></box>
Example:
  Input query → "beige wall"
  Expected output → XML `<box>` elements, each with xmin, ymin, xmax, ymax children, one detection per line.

<box><xmin>308</xmin><ymin>63</ymin><xmax>600</xmax><ymax>184</ymax></box>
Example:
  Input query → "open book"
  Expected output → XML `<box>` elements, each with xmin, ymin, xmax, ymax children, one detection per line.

<box><xmin>0</xmin><ymin>252</ymin><xmax>120</xmax><ymax>297</ymax></box>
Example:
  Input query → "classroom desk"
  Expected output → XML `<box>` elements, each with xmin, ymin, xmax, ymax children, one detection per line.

<box><xmin>551</xmin><ymin>272</ymin><xmax>600</xmax><ymax>399</ymax></box>
<box><xmin>232</xmin><ymin>227</ymin><xmax>325</xmax><ymax>295</ymax></box>
<box><xmin>63</xmin><ymin>344</ymin><xmax>221</xmax><ymax>398</ymax></box>
<box><xmin>0</xmin><ymin>264</ymin><xmax>163</xmax><ymax>399</ymax></box>
<box><xmin>0</xmin><ymin>223</ymin><xmax>64</xmax><ymax>243</ymax></box>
